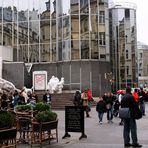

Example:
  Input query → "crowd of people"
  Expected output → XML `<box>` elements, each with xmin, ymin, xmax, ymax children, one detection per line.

<box><xmin>73</xmin><ymin>87</ymin><xmax>148</xmax><ymax>147</ymax></box>
<box><xmin>0</xmin><ymin>88</ymin><xmax>52</xmax><ymax>112</ymax></box>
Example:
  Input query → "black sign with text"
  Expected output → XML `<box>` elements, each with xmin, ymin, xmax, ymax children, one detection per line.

<box><xmin>65</xmin><ymin>106</ymin><xmax>84</xmax><ymax>132</ymax></box>
<box><xmin>63</xmin><ymin>106</ymin><xmax>87</xmax><ymax>140</ymax></box>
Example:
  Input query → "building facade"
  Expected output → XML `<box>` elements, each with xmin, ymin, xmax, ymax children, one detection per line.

<box><xmin>137</xmin><ymin>41</ymin><xmax>148</xmax><ymax>87</ymax></box>
<box><xmin>0</xmin><ymin>0</ymin><xmax>110</xmax><ymax>96</ymax></box>
<box><xmin>109</xmin><ymin>2</ymin><xmax>138</xmax><ymax>91</ymax></box>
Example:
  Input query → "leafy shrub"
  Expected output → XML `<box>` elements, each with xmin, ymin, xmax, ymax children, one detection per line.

<box><xmin>0</xmin><ymin>111</ymin><xmax>15</xmax><ymax>128</ymax></box>
<box><xmin>33</xmin><ymin>102</ymin><xmax>50</xmax><ymax>112</ymax></box>
<box><xmin>16</xmin><ymin>104</ymin><xmax>31</xmax><ymax>112</ymax></box>
<box><xmin>35</xmin><ymin>111</ymin><xmax>57</xmax><ymax>122</ymax></box>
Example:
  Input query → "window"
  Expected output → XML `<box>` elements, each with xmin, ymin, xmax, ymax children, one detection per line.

<box><xmin>126</xmin><ymin>50</ymin><xmax>128</xmax><ymax>59</ymax></box>
<box><xmin>99</xmin><ymin>11</ymin><xmax>105</xmax><ymax>24</ymax></box>
<box><xmin>99</xmin><ymin>32</ymin><xmax>105</xmax><ymax>45</ymax></box>
<box><xmin>125</xmin><ymin>9</ymin><xmax>130</xmax><ymax>18</ymax></box>
<box><xmin>126</xmin><ymin>66</ymin><xmax>129</xmax><ymax>75</ymax></box>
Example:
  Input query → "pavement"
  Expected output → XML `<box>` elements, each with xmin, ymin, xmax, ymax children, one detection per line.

<box><xmin>18</xmin><ymin>103</ymin><xmax>148</xmax><ymax>148</ymax></box>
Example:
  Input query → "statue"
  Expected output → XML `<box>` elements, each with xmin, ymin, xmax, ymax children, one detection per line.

<box><xmin>0</xmin><ymin>78</ymin><xmax>16</xmax><ymax>92</ymax></box>
<box><xmin>47</xmin><ymin>76</ymin><xmax>64</xmax><ymax>94</ymax></box>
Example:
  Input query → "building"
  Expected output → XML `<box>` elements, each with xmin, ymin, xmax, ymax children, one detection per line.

<box><xmin>137</xmin><ymin>41</ymin><xmax>148</xmax><ymax>87</ymax></box>
<box><xmin>109</xmin><ymin>2</ymin><xmax>138</xmax><ymax>91</ymax></box>
<box><xmin>0</xmin><ymin>0</ymin><xmax>110</xmax><ymax>96</ymax></box>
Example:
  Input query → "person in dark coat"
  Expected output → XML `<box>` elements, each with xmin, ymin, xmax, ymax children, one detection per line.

<box><xmin>43</xmin><ymin>91</ymin><xmax>51</xmax><ymax>105</ymax></box>
<box><xmin>121</xmin><ymin>86</ymin><xmax>142</xmax><ymax>147</ymax></box>
<box><xmin>138</xmin><ymin>87</ymin><xmax>146</xmax><ymax>116</ymax></box>
<box><xmin>73</xmin><ymin>90</ymin><xmax>82</xmax><ymax>106</ymax></box>
<box><xmin>96</xmin><ymin>97</ymin><xmax>106</xmax><ymax>124</ymax></box>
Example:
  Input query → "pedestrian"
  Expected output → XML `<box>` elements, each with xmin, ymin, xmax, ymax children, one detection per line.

<box><xmin>132</xmin><ymin>88</ymin><xmax>139</xmax><ymax>103</ymax></box>
<box><xmin>86</xmin><ymin>88</ymin><xmax>93</xmax><ymax>112</ymax></box>
<box><xmin>96</xmin><ymin>97</ymin><xmax>106</xmax><ymax>124</ymax></box>
<box><xmin>121</xmin><ymin>86</ymin><xmax>142</xmax><ymax>147</ymax></box>
<box><xmin>73</xmin><ymin>90</ymin><xmax>82</xmax><ymax>106</ymax></box>
<box><xmin>103</xmin><ymin>92</ymin><xmax>114</xmax><ymax>123</ymax></box>
<box><xmin>81</xmin><ymin>90</ymin><xmax>90</xmax><ymax>117</ymax></box>
<box><xmin>43</xmin><ymin>90</ymin><xmax>52</xmax><ymax>105</ymax></box>
<box><xmin>138</xmin><ymin>87</ymin><xmax>146</xmax><ymax>116</ymax></box>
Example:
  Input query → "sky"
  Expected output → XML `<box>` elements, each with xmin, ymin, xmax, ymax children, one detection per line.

<box><xmin>113</xmin><ymin>0</ymin><xmax>148</xmax><ymax>45</ymax></box>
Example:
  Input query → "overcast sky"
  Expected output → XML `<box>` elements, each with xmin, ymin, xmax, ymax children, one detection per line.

<box><xmin>113</xmin><ymin>0</ymin><xmax>148</xmax><ymax>45</ymax></box>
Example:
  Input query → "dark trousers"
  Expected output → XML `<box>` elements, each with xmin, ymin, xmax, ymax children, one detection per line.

<box><xmin>123</xmin><ymin>118</ymin><xmax>138</xmax><ymax>145</ymax></box>
<box><xmin>98</xmin><ymin>112</ymin><xmax>104</xmax><ymax>122</ymax></box>
<box><xmin>107</xmin><ymin>108</ymin><xmax>113</xmax><ymax>121</ymax></box>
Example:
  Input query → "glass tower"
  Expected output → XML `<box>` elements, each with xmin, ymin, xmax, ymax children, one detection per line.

<box><xmin>109</xmin><ymin>2</ymin><xmax>137</xmax><ymax>90</ymax></box>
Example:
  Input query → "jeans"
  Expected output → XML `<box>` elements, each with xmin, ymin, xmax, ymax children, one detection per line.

<box><xmin>107</xmin><ymin>108</ymin><xmax>113</xmax><ymax>121</ymax></box>
<box><xmin>139</xmin><ymin>101</ymin><xmax>145</xmax><ymax>115</ymax></box>
<box><xmin>98</xmin><ymin>112</ymin><xmax>104</xmax><ymax>122</ymax></box>
<box><xmin>123</xmin><ymin>118</ymin><xmax>138</xmax><ymax>145</ymax></box>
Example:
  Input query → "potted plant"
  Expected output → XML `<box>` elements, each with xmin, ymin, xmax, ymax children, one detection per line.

<box><xmin>0</xmin><ymin>111</ymin><xmax>16</xmax><ymax>129</ymax></box>
<box><xmin>16</xmin><ymin>104</ymin><xmax>32</xmax><ymax>112</ymax></box>
<box><xmin>0</xmin><ymin>111</ymin><xmax>17</xmax><ymax>147</ymax></box>
<box><xmin>35</xmin><ymin>110</ymin><xmax>57</xmax><ymax>123</ymax></box>
<box><xmin>33</xmin><ymin>102</ymin><xmax>51</xmax><ymax>112</ymax></box>
<box><xmin>31</xmin><ymin>110</ymin><xmax>58</xmax><ymax>146</ymax></box>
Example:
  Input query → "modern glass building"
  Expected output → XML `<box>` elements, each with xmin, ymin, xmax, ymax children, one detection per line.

<box><xmin>109</xmin><ymin>2</ymin><xmax>138</xmax><ymax>91</ymax></box>
<box><xmin>0</xmin><ymin>0</ymin><xmax>110</xmax><ymax>96</ymax></box>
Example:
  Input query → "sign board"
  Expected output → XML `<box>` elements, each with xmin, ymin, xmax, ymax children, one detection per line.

<box><xmin>63</xmin><ymin>106</ymin><xmax>87</xmax><ymax>140</ymax></box>
<box><xmin>25</xmin><ymin>63</ymin><xmax>33</xmax><ymax>73</ymax></box>
<box><xmin>33</xmin><ymin>71</ymin><xmax>47</xmax><ymax>91</ymax></box>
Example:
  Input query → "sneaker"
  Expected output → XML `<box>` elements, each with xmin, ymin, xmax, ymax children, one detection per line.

<box><xmin>132</xmin><ymin>143</ymin><xmax>142</xmax><ymax>147</ymax></box>
<box><xmin>124</xmin><ymin>143</ymin><xmax>132</xmax><ymax>147</ymax></box>
<box><xmin>99</xmin><ymin>121</ymin><xmax>103</xmax><ymax>124</ymax></box>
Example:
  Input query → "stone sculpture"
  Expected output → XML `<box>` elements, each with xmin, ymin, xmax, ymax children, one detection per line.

<box><xmin>0</xmin><ymin>78</ymin><xmax>16</xmax><ymax>92</ymax></box>
<box><xmin>47</xmin><ymin>76</ymin><xmax>64</xmax><ymax>94</ymax></box>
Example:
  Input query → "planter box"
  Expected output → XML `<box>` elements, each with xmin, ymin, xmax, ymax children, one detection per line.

<box><xmin>31</xmin><ymin>119</ymin><xmax>58</xmax><ymax>146</ymax></box>
<box><xmin>0</xmin><ymin>127</ymin><xmax>17</xmax><ymax>147</ymax></box>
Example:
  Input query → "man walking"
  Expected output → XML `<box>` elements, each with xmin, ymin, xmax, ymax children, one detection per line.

<box><xmin>121</xmin><ymin>86</ymin><xmax>142</xmax><ymax>147</ymax></box>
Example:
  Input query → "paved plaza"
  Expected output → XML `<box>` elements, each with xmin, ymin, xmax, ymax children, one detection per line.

<box><xmin>18</xmin><ymin>103</ymin><xmax>148</xmax><ymax>148</ymax></box>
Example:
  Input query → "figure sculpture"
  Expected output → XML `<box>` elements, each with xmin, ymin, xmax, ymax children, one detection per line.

<box><xmin>0</xmin><ymin>78</ymin><xmax>16</xmax><ymax>92</ymax></box>
<box><xmin>47</xmin><ymin>76</ymin><xmax>64</xmax><ymax>94</ymax></box>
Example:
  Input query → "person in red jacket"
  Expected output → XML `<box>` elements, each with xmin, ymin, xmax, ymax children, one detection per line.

<box><xmin>132</xmin><ymin>88</ymin><xmax>139</xmax><ymax>103</ymax></box>
<box><xmin>86</xmin><ymin>88</ymin><xmax>93</xmax><ymax>102</ymax></box>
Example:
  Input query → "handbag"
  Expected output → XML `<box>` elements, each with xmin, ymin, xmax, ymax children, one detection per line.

<box><xmin>119</xmin><ymin>108</ymin><xmax>131</xmax><ymax>119</ymax></box>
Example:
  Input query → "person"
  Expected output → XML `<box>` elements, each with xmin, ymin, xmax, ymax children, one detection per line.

<box><xmin>132</xmin><ymin>88</ymin><xmax>139</xmax><ymax>104</ymax></box>
<box><xmin>103</xmin><ymin>92</ymin><xmax>114</xmax><ymax>123</ymax></box>
<box><xmin>138</xmin><ymin>87</ymin><xmax>146</xmax><ymax>116</ymax></box>
<box><xmin>96</xmin><ymin>97</ymin><xmax>106</xmax><ymax>124</ymax></box>
<box><xmin>86</xmin><ymin>88</ymin><xmax>93</xmax><ymax>111</ymax></box>
<box><xmin>118</xmin><ymin>91</ymin><xmax>125</xmax><ymax>125</ymax></box>
<box><xmin>1</xmin><ymin>93</ymin><xmax>8</xmax><ymax>110</ymax></box>
<box><xmin>121</xmin><ymin>86</ymin><xmax>142</xmax><ymax>147</ymax></box>
<box><xmin>43</xmin><ymin>90</ymin><xmax>52</xmax><ymax>105</ymax></box>
<box><xmin>13</xmin><ymin>90</ymin><xmax>20</xmax><ymax>112</ymax></box>
<box><xmin>81</xmin><ymin>90</ymin><xmax>90</xmax><ymax>117</ymax></box>
<box><xmin>73</xmin><ymin>90</ymin><xmax>82</xmax><ymax>106</ymax></box>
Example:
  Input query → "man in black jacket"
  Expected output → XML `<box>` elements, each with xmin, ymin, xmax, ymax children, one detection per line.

<box><xmin>121</xmin><ymin>86</ymin><xmax>142</xmax><ymax>147</ymax></box>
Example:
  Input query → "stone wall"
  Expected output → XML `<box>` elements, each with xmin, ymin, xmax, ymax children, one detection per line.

<box><xmin>3</xmin><ymin>61</ymin><xmax>111</xmax><ymax>96</ymax></box>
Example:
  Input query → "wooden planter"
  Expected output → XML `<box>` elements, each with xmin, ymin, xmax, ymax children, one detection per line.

<box><xmin>31</xmin><ymin>119</ymin><xmax>58</xmax><ymax>147</ymax></box>
<box><xmin>0</xmin><ymin>127</ymin><xmax>17</xmax><ymax>147</ymax></box>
